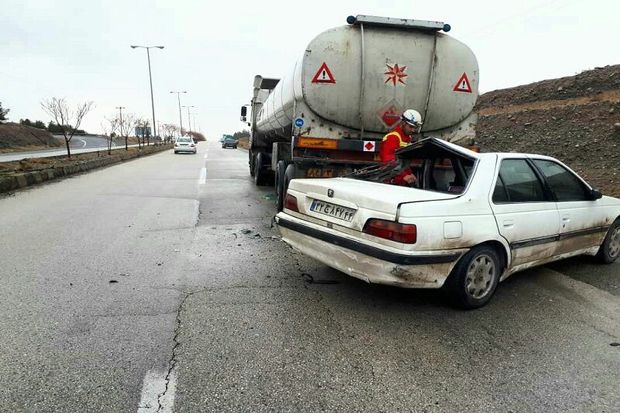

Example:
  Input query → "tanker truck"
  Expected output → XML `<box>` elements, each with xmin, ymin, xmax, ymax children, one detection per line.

<box><xmin>241</xmin><ymin>15</ymin><xmax>479</xmax><ymax>210</ymax></box>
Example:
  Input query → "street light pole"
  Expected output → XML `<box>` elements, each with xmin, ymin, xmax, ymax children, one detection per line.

<box><xmin>130</xmin><ymin>45</ymin><xmax>164</xmax><ymax>144</ymax></box>
<box><xmin>116</xmin><ymin>106</ymin><xmax>126</xmax><ymax>150</ymax></box>
<box><xmin>170</xmin><ymin>91</ymin><xmax>187</xmax><ymax>135</ymax></box>
<box><xmin>182</xmin><ymin>105</ymin><xmax>194</xmax><ymax>133</ymax></box>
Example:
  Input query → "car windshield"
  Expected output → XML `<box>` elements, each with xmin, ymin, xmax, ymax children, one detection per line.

<box><xmin>177</xmin><ymin>138</ymin><xmax>192</xmax><ymax>143</ymax></box>
<box><xmin>225</xmin><ymin>137</ymin><xmax>236</xmax><ymax>142</ymax></box>
<box><xmin>350</xmin><ymin>138</ymin><xmax>476</xmax><ymax>194</ymax></box>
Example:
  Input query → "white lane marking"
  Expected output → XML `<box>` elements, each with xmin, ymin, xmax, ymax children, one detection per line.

<box><xmin>198</xmin><ymin>167</ymin><xmax>206</xmax><ymax>184</ymax></box>
<box><xmin>137</xmin><ymin>369</ymin><xmax>177</xmax><ymax>413</ymax></box>
<box><xmin>204</xmin><ymin>153</ymin><xmax>208</xmax><ymax>159</ymax></box>
<box><xmin>76</xmin><ymin>138</ymin><xmax>87</xmax><ymax>148</ymax></box>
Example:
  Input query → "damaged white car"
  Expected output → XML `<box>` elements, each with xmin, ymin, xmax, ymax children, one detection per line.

<box><xmin>275</xmin><ymin>138</ymin><xmax>620</xmax><ymax>309</ymax></box>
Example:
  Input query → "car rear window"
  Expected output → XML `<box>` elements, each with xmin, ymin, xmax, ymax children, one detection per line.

<box><xmin>177</xmin><ymin>138</ymin><xmax>191</xmax><ymax>143</ymax></box>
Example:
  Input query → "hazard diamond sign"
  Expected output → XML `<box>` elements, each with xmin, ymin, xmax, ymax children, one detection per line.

<box><xmin>363</xmin><ymin>141</ymin><xmax>376</xmax><ymax>152</ymax></box>
<box><xmin>453</xmin><ymin>72</ymin><xmax>473</xmax><ymax>93</ymax></box>
<box><xmin>312</xmin><ymin>62</ymin><xmax>336</xmax><ymax>84</ymax></box>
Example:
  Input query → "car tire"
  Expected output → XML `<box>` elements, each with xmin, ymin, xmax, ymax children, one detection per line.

<box><xmin>275</xmin><ymin>161</ymin><xmax>287</xmax><ymax>211</ymax></box>
<box><xmin>174</xmin><ymin>151</ymin><xmax>178</xmax><ymax>154</ymax></box>
<box><xmin>444</xmin><ymin>245</ymin><xmax>502</xmax><ymax>309</ymax></box>
<box><xmin>596</xmin><ymin>219</ymin><xmax>620</xmax><ymax>264</ymax></box>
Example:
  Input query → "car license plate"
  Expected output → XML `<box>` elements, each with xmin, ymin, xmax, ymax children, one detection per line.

<box><xmin>310</xmin><ymin>199</ymin><xmax>356</xmax><ymax>222</ymax></box>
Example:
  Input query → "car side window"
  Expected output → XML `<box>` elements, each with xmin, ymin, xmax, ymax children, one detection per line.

<box><xmin>492</xmin><ymin>175</ymin><xmax>509</xmax><ymax>203</ymax></box>
<box><xmin>533</xmin><ymin>159</ymin><xmax>591</xmax><ymax>201</ymax></box>
<box><xmin>493</xmin><ymin>159</ymin><xmax>546</xmax><ymax>203</ymax></box>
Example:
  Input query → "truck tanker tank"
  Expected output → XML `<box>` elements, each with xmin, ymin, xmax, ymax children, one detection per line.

<box><xmin>244</xmin><ymin>15</ymin><xmax>479</xmax><ymax>210</ymax></box>
<box><xmin>254</xmin><ymin>16</ymin><xmax>478</xmax><ymax>144</ymax></box>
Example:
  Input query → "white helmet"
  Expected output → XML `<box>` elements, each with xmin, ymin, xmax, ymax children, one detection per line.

<box><xmin>401</xmin><ymin>109</ymin><xmax>423</xmax><ymax>127</ymax></box>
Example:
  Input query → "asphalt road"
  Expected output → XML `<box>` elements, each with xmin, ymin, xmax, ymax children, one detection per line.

<box><xmin>1</xmin><ymin>139</ymin><xmax>619</xmax><ymax>412</ymax></box>
<box><xmin>0</xmin><ymin>135</ymin><xmax>140</xmax><ymax>162</ymax></box>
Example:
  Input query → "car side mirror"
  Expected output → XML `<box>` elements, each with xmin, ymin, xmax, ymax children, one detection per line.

<box><xmin>590</xmin><ymin>189</ymin><xmax>603</xmax><ymax>200</ymax></box>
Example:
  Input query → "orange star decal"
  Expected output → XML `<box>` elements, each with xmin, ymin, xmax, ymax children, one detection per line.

<box><xmin>384</xmin><ymin>64</ymin><xmax>408</xmax><ymax>85</ymax></box>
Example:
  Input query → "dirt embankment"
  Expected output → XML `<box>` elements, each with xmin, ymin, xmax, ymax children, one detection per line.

<box><xmin>0</xmin><ymin>123</ymin><xmax>62</xmax><ymax>151</ymax></box>
<box><xmin>474</xmin><ymin>64</ymin><xmax>620</xmax><ymax>197</ymax></box>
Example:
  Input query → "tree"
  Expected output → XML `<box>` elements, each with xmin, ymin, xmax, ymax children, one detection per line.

<box><xmin>117</xmin><ymin>112</ymin><xmax>138</xmax><ymax>151</ymax></box>
<box><xmin>161</xmin><ymin>123</ymin><xmax>179</xmax><ymax>142</ymax></box>
<box><xmin>135</xmin><ymin>118</ymin><xmax>151</xmax><ymax>148</ymax></box>
<box><xmin>0</xmin><ymin>102</ymin><xmax>9</xmax><ymax>121</ymax></box>
<box><xmin>233</xmin><ymin>129</ymin><xmax>250</xmax><ymax>140</ymax></box>
<box><xmin>100</xmin><ymin>116</ymin><xmax>119</xmax><ymax>155</ymax></box>
<box><xmin>20</xmin><ymin>119</ymin><xmax>47</xmax><ymax>129</ymax></box>
<box><xmin>41</xmin><ymin>97</ymin><xmax>94</xmax><ymax>158</ymax></box>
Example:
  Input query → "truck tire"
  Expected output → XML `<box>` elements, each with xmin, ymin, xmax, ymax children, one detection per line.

<box><xmin>249</xmin><ymin>151</ymin><xmax>256</xmax><ymax>177</ymax></box>
<box><xmin>444</xmin><ymin>245</ymin><xmax>501</xmax><ymax>309</ymax></box>
<box><xmin>283</xmin><ymin>164</ymin><xmax>296</xmax><ymax>201</ymax></box>
<box><xmin>596</xmin><ymin>219</ymin><xmax>620</xmax><ymax>264</ymax></box>
<box><xmin>275</xmin><ymin>161</ymin><xmax>288</xmax><ymax>211</ymax></box>
<box><xmin>254</xmin><ymin>152</ymin><xmax>269</xmax><ymax>186</ymax></box>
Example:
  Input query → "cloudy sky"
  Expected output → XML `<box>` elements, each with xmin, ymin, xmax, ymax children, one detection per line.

<box><xmin>2</xmin><ymin>0</ymin><xmax>618</xmax><ymax>138</ymax></box>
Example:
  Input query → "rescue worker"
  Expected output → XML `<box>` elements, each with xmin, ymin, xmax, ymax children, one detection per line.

<box><xmin>379</xmin><ymin>109</ymin><xmax>423</xmax><ymax>185</ymax></box>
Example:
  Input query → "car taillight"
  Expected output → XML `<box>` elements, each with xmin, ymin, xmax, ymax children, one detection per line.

<box><xmin>363</xmin><ymin>219</ymin><xmax>417</xmax><ymax>244</ymax></box>
<box><xmin>284</xmin><ymin>194</ymin><xmax>299</xmax><ymax>212</ymax></box>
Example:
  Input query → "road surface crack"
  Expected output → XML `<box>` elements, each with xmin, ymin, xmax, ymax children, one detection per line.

<box><xmin>155</xmin><ymin>289</ymin><xmax>200</xmax><ymax>412</ymax></box>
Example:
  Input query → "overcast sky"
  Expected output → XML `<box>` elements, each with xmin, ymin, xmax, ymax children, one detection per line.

<box><xmin>2</xmin><ymin>0</ymin><xmax>619</xmax><ymax>138</ymax></box>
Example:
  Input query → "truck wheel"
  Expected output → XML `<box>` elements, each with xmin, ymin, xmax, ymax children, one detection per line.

<box><xmin>444</xmin><ymin>245</ymin><xmax>501</xmax><ymax>309</ymax></box>
<box><xmin>254</xmin><ymin>152</ymin><xmax>269</xmax><ymax>186</ymax></box>
<box><xmin>249</xmin><ymin>151</ymin><xmax>256</xmax><ymax>177</ymax></box>
<box><xmin>596</xmin><ymin>219</ymin><xmax>620</xmax><ymax>264</ymax></box>
<box><xmin>283</xmin><ymin>164</ymin><xmax>296</xmax><ymax>200</ymax></box>
<box><xmin>275</xmin><ymin>161</ymin><xmax>287</xmax><ymax>211</ymax></box>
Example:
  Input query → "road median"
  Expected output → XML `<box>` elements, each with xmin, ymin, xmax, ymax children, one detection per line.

<box><xmin>0</xmin><ymin>144</ymin><xmax>172</xmax><ymax>194</ymax></box>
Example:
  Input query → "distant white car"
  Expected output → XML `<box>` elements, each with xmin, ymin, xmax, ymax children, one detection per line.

<box><xmin>174</xmin><ymin>136</ymin><xmax>196</xmax><ymax>154</ymax></box>
<box><xmin>275</xmin><ymin>138</ymin><xmax>620</xmax><ymax>309</ymax></box>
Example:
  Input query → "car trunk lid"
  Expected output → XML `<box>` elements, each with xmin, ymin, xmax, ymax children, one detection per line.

<box><xmin>288</xmin><ymin>177</ymin><xmax>458</xmax><ymax>231</ymax></box>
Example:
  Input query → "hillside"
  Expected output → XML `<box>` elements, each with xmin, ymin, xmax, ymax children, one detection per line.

<box><xmin>0</xmin><ymin>123</ymin><xmax>61</xmax><ymax>151</ymax></box>
<box><xmin>475</xmin><ymin>64</ymin><xmax>620</xmax><ymax>197</ymax></box>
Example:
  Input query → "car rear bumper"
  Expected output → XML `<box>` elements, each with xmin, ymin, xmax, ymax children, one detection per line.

<box><xmin>276</xmin><ymin>214</ymin><xmax>465</xmax><ymax>288</ymax></box>
<box><xmin>175</xmin><ymin>147</ymin><xmax>196</xmax><ymax>153</ymax></box>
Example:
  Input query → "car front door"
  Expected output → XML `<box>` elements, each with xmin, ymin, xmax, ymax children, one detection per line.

<box><xmin>531</xmin><ymin>158</ymin><xmax>608</xmax><ymax>254</ymax></box>
<box><xmin>490</xmin><ymin>158</ymin><xmax>560</xmax><ymax>268</ymax></box>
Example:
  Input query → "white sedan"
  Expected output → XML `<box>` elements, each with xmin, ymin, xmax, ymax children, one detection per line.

<box><xmin>275</xmin><ymin>138</ymin><xmax>620</xmax><ymax>309</ymax></box>
<box><xmin>174</xmin><ymin>136</ymin><xmax>197</xmax><ymax>154</ymax></box>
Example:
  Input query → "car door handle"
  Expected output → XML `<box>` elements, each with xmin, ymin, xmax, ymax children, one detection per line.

<box><xmin>503</xmin><ymin>219</ymin><xmax>514</xmax><ymax>228</ymax></box>
<box><xmin>562</xmin><ymin>216</ymin><xmax>570</xmax><ymax>222</ymax></box>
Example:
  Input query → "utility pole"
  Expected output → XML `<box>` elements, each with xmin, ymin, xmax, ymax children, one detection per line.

<box><xmin>116</xmin><ymin>106</ymin><xmax>126</xmax><ymax>150</ymax></box>
<box><xmin>170</xmin><ymin>91</ymin><xmax>187</xmax><ymax>135</ymax></box>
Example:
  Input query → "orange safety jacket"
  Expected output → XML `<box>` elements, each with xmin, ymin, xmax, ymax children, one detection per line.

<box><xmin>379</xmin><ymin>125</ymin><xmax>415</xmax><ymax>186</ymax></box>
<box><xmin>379</xmin><ymin>125</ymin><xmax>412</xmax><ymax>163</ymax></box>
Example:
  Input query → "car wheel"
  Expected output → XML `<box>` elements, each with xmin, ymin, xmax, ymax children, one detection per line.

<box><xmin>445</xmin><ymin>245</ymin><xmax>502</xmax><ymax>309</ymax></box>
<box><xmin>174</xmin><ymin>151</ymin><xmax>178</xmax><ymax>154</ymax></box>
<box><xmin>596</xmin><ymin>219</ymin><xmax>620</xmax><ymax>264</ymax></box>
